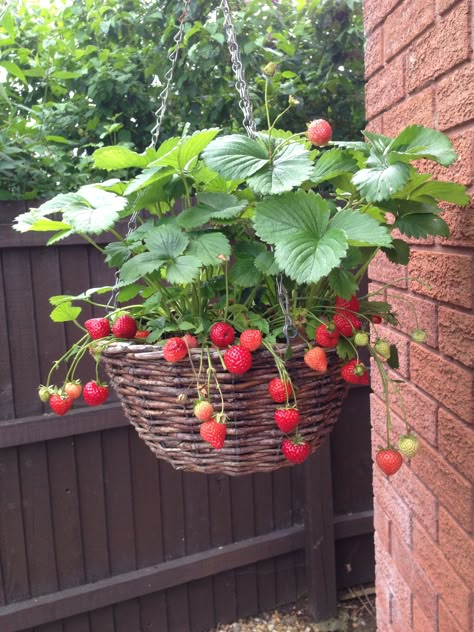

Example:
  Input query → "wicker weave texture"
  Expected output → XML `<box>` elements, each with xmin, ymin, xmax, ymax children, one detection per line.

<box><xmin>100</xmin><ymin>342</ymin><xmax>349</xmax><ymax>476</ymax></box>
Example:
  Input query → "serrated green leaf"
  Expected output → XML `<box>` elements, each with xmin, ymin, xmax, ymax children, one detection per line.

<box><xmin>116</xmin><ymin>284</ymin><xmax>143</xmax><ymax>302</ymax></box>
<box><xmin>254</xmin><ymin>250</ymin><xmax>281</xmax><ymax>275</ymax></box>
<box><xmin>329</xmin><ymin>209</ymin><xmax>392</xmax><ymax>247</ymax></box>
<box><xmin>197</xmin><ymin>192</ymin><xmax>247</xmax><ymax>219</ymax></box>
<box><xmin>119</xmin><ymin>253</ymin><xmax>165</xmax><ymax>284</ymax></box>
<box><xmin>50</xmin><ymin>301</ymin><xmax>82</xmax><ymax>322</ymax></box>
<box><xmin>62</xmin><ymin>185</ymin><xmax>127</xmax><ymax>234</ymax></box>
<box><xmin>229</xmin><ymin>241</ymin><xmax>266</xmax><ymax>287</ymax></box>
<box><xmin>104</xmin><ymin>242</ymin><xmax>132</xmax><ymax>268</ymax></box>
<box><xmin>25</xmin><ymin>218</ymin><xmax>72</xmax><ymax>232</ymax></box>
<box><xmin>0</xmin><ymin>61</ymin><xmax>27</xmax><ymax>84</ymax></box>
<box><xmin>312</xmin><ymin>149</ymin><xmax>358</xmax><ymax>184</ymax></box>
<box><xmin>124</xmin><ymin>166</ymin><xmax>173</xmax><ymax>195</ymax></box>
<box><xmin>336</xmin><ymin>337</ymin><xmax>356</xmax><ymax>360</ymax></box>
<box><xmin>46</xmin><ymin>229</ymin><xmax>75</xmax><ymax>245</ymax></box>
<box><xmin>327</xmin><ymin>269</ymin><xmax>358</xmax><ymax>299</ymax></box>
<box><xmin>394</xmin><ymin>213</ymin><xmax>450</xmax><ymax>239</ymax></box>
<box><xmin>408</xmin><ymin>179</ymin><xmax>470</xmax><ymax>205</ymax></box>
<box><xmin>202</xmin><ymin>134</ymin><xmax>269</xmax><ymax>180</ymax></box>
<box><xmin>388</xmin><ymin>125</ymin><xmax>457</xmax><ymax>166</ymax></box>
<box><xmin>352</xmin><ymin>162</ymin><xmax>410</xmax><ymax>202</ymax></box>
<box><xmin>150</xmin><ymin>128</ymin><xmax>221</xmax><ymax>170</ymax></box>
<box><xmin>382</xmin><ymin>239</ymin><xmax>410</xmax><ymax>265</ymax></box>
<box><xmin>363</xmin><ymin>130</ymin><xmax>394</xmax><ymax>153</ymax></box>
<box><xmin>247</xmin><ymin>141</ymin><xmax>314</xmax><ymax>195</ymax></box>
<box><xmin>144</xmin><ymin>225</ymin><xmax>189</xmax><ymax>258</ymax></box>
<box><xmin>186</xmin><ymin>232</ymin><xmax>231</xmax><ymax>266</ymax></box>
<box><xmin>92</xmin><ymin>146</ymin><xmax>151</xmax><ymax>171</ymax></box>
<box><xmin>165</xmin><ymin>255</ymin><xmax>200</xmax><ymax>284</ymax></box>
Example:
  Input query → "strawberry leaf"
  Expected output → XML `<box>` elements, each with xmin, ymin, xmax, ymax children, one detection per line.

<box><xmin>352</xmin><ymin>162</ymin><xmax>411</xmax><ymax>202</ymax></box>
<box><xmin>165</xmin><ymin>255</ymin><xmax>201</xmax><ymax>284</ymax></box>
<box><xmin>50</xmin><ymin>301</ymin><xmax>82</xmax><ymax>322</ymax></box>
<box><xmin>186</xmin><ymin>232</ymin><xmax>231</xmax><ymax>266</ymax></box>
<box><xmin>394</xmin><ymin>213</ymin><xmax>450</xmax><ymax>239</ymax></box>
<box><xmin>327</xmin><ymin>269</ymin><xmax>358</xmax><ymax>299</ymax></box>
<box><xmin>387</xmin><ymin>125</ymin><xmax>457</xmax><ymax>166</ymax></box>
<box><xmin>312</xmin><ymin>149</ymin><xmax>358</xmax><ymax>184</ymax></box>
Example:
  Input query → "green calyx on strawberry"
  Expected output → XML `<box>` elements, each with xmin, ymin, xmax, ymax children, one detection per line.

<box><xmin>268</xmin><ymin>377</ymin><xmax>294</xmax><ymax>403</ymax></box>
<box><xmin>411</xmin><ymin>328</ymin><xmax>427</xmax><ymax>343</ymax></box>
<box><xmin>223</xmin><ymin>345</ymin><xmax>252</xmax><ymax>374</ymax></box>
<box><xmin>274</xmin><ymin>407</ymin><xmax>300</xmax><ymax>433</ymax></box>
<box><xmin>398</xmin><ymin>433</ymin><xmax>420</xmax><ymax>458</ymax></box>
<box><xmin>374</xmin><ymin>339</ymin><xmax>391</xmax><ymax>360</ymax></box>
<box><xmin>306</xmin><ymin>119</ymin><xmax>332</xmax><ymax>146</ymax></box>
<box><xmin>85</xmin><ymin>317</ymin><xmax>111</xmax><ymax>340</ymax></box>
<box><xmin>209</xmin><ymin>322</ymin><xmax>235</xmax><ymax>348</ymax></box>
<box><xmin>49</xmin><ymin>393</ymin><xmax>73</xmax><ymax>416</ymax></box>
<box><xmin>163</xmin><ymin>337</ymin><xmax>188</xmax><ymax>362</ymax></box>
<box><xmin>315</xmin><ymin>323</ymin><xmax>339</xmax><ymax>347</ymax></box>
<box><xmin>200</xmin><ymin>417</ymin><xmax>227</xmax><ymax>449</ymax></box>
<box><xmin>341</xmin><ymin>359</ymin><xmax>369</xmax><ymax>385</ymax></box>
<box><xmin>304</xmin><ymin>346</ymin><xmax>328</xmax><ymax>373</ymax></box>
<box><xmin>375</xmin><ymin>448</ymin><xmax>403</xmax><ymax>476</ymax></box>
<box><xmin>64</xmin><ymin>380</ymin><xmax>82</xmax><ymax>400</ymax></box>
<box><xmin>83</xmin><ymin>380</ymin><xmax>109</xmax><ymax>406</ymax></box>
<box><xmin>38</xmin><ymin>384</ymin><xmax>53</xmax><ymax>403</ymax></box>
<box><xmin>281</xmin><ymin>435</ymin><xmax>311</xmax><ymax>464</ymax></box>
<box><xmin>112</xmin><ymin>314</ymin><xmax>137</xmax><ymax>339</ymax></box>
<box><xmin>239</xmin><ymin>329</ymin><xmax>263</xmax><ymax>352</ymax></box>
<box><xmin>194</xmin><ymin>400</ymin><xmax>215</xmax><ymax>422</ymax></box>
<box><xmin>354</xmin><ymin>331</ymin><xmax>369</xmax><ymax>347</ymax></box>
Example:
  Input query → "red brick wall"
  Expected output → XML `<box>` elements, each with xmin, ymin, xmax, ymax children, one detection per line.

<box><xmin>363</xmin><ymin>0</ymin><xmax>474</xmax><ymax>630</ymax></box>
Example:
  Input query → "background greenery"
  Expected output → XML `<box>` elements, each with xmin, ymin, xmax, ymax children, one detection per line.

<box><xmin>0</xmin><ymin>0</ymin><xmax>364</xmax><ymax>199</ymax></box>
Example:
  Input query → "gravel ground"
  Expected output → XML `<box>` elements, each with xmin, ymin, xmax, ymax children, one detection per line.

<box><xmin>210</xmin><ymin>589</ymin><xmax>376</xmax><ymax>632</ymax></box>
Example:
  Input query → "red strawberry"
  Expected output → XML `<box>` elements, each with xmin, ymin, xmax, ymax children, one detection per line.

<box><xmin>304</xmin><ymin>347</ymin><xmax>328</xmax><ymax>373</ymax></box>
<box><xmin>134</xmin><ymin>329</ymin><xmax>151</xmax><ymax>339</ymax></box>
<box><xmin>49</xmin><ymin>393</ymin><xmax>73</xmax><ymax>416</ymax></box>
<box><xmin>112</xmin><ymin>314</ymin><xmax>137</xmax><ymax>339</ymax></box>
<box><xmin>163</xmin><ymin>337</ymin><xmax>188</xmax><ymax>362</ymax></box>
<box><xmin>315</xmin><ymin>323</ymin><xmax>339</xmax><ymax>347</ymax></box>
<box><xmin>239</xmin><ymin>329</ymin><xmax>263</xmax><ymax>352</ymax></box>
<box><xmin>376</xmin><ymin>448</ymin><xmax>403</xmax><ymax>476</ymax></box>
<box><xmin>274</xmin><ymin>408</ymin><xmax>300</xmax><ymax>433</ymax></box>
<box><xmin>306</xmin><ymin>119</ymin><xmax>332</xmax><ymax>146</ymax></box>
<box><xmin>85</xmin><ymin>317</ymin><xmax>111</xmax><ymax>340</ymax></box>
<box><xmin>64</xmin><ymin>380</ymin><xmax>82</xmax><ymax>400</ymax></box>
<box><xmin>370</xmin><ymin>315</ymin><xmax>382</xmax><ymax>324</ymax></box>
<box><xmin>282</xmin><ymin>437</ymin><xmax>311</xmax><ymax>464</ymax></box>
<box><xmin>335</xmin><ymin>295</ymin><xmax>360</xmax><ymax>313</ymax></box>
<box><xmin>268</xmin><ymin>377</ymin><xmax>293</xmax><ymax>403</ymax></box>
<box><xmin>182</xmin><ymin>333</ymin><xmax>199</xmax><ymax>349</ymax></box>
<box><xmin>341</xmin><ymin>359</ymin><xmax>369</xmax><ymax>385</ymax></box>
<box><xmin>223</xmin><ymin>345</ymin><xmax>252</xmax><ymax>374</ymax></box>
<box><xmin>194</xmin><ymin>400</ymin><xmax>214</xmax><ymax>422</ymax></box>
<box><xmin>83</xmin><ymin>380</ymin><xmax>109</xmax><ymax>406</ymax></box>
<box><xmin>200</xmin><ymin>419</ymin><xmax>227</xmax><ymax>449</ymax></box>
<box><xmin>209</xmin><ymin>322</ymin><xmax>235</xmax><ymax>348</ymax></box>
<box><xmin>333</xmin><ymin>312</ymin><xmax>362</xmax><ymax>336</ymax></box>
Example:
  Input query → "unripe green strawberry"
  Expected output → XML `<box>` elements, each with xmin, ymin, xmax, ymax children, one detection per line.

<box><xmin>398</xmin><ymin>434</ymin><xmax>420</xmax><ymax>458</ymax></box>
<box><xmin>38</xmin><ymin>385</ymin><xmax>52</xmax><ymax>403</ymax></box>
<box><xmin>374</xmin><ymin>339</ymin><xmax>391</xmax><ymax>360</ymax></box>
<box><xmin>354</xmin><ymin>332</ymin><xmax>369</xmax><ymax>347</ymax></box>
<box><xmin>411</xmin><ymin>328</ymin><xmax>427</xmax><ymax>343</ymax></box>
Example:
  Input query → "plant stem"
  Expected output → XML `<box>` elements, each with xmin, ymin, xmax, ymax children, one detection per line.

<box><xmin>78</xmin><ymin>233</ymin><xmax>106</xmax><ymax>254</ymax></box>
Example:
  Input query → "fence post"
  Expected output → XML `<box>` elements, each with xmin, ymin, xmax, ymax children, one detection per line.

<box><xmin>304</xmin><ymin>438</ymin><xmax>338</xmax><ymax>620</ymax></box>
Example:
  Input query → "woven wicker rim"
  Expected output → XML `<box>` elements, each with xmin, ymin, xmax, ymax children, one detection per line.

<box><xmin>99</xmin><ymin>341</ymin><xmax>349</xmax><ymax>475</ymax></box>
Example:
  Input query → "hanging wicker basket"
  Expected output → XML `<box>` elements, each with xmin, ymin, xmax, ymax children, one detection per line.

<box><xmin>99</xmin><ymin>342</ymin><xmax>349</xmax><ymax>475</ymax></box>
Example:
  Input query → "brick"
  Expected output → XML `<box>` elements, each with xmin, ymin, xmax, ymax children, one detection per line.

<box><xmin>365</xmin><ymin>113</ymin><xmax>383</xmax><ymax>134</ymax></box>
<box><xmin>408</xmin><ymin>250</ymin><xmax>473</xmax><ymax>309</ymax></box>
<box><xmin>410</xmin><ymin>435</ymin><xmax>474</xmax><ymax>531</ymax></box>
<box><xmin>364</xmin><ymin>0</ymin><xmax>401</xmax><ymax>34</ymax></box>
<box><xmin>407</xmin><ymin>1</ymin><xmax>470</xmax><ymax>92</ymax></box>
<box><xmin>373</xmin><ymin>463</ymin><xmax>413</xmax><ymax>546</ymax></box>
<box><xmin>376</xmin><ymin>539</ymin><xmax>413</xmax><ymax>628</ymax></box>
<box><xmin>438</xmin><ymin>408</ymin><xmax>474</xmax><ymax>482</ymax></box>
<box><xmin>365</xmin><ymin>55</ymin><xmax>405</xmax><ymax>118</ymax></box>
<box><xmin>440</xmin><ymin>201</ymin><xmax>474</xmax><ymax>248</ymax></box>
<box><xmin>369</xmin><ymin>250</ymin><xmax>408</xmax><ymax>287</ymax></box>
<box><xmin>413</xmin><ymin>519</ymin><xmax>472</xmax><ymax>631</ymax></box>
<box><xmin>391</xmin><ymin>524</ymin><xmax>438</xmax><ymax>626</ymax></box>
<box><xmin>438</xmin><ymin>598</ymin><xmax>466</xmax><ymax>632</ymax></box>
<box><xmin>438</xmin><ymin>306</ymin><xmax>474</xmax><ymax>368</ymax></box>
<box><xmin>438</xmin><ymin>0</ymin><xmax>464</xmax><ymax>14</ymax></box>
<box><xmin>374</xmin><ymin>500</ymin><xmax>392</xmax><ymax>553</ymax></box>
<box><xmin>371</xmin><ymin>370</ymin><xmax>438</xmax><ymax>444</ymax></box>
<box><xmin>437</xmin><ymin>63</ymin><xmax>474</xmax><ymax>130</ymax></box>
<box><xmin>383</xmin><ymin>87</ymin><xmax>434</xmax><ymax>135</ymax></box>
<box><xmin>386</xmin><ymin>290</ymin><xmax>437</xmax><ymax>347</ymax></box>
<box><xmin>410</xmin><ymin>343</ymin><xmax>473</xmax><ymax>422</ymax></box>
<box><xmin>371</xmin><ymin>394</ymin><xmax>407</xmax><ymax>455</ymax></box>
<box><xmin>384</xmin><ymin>0</ymin><xmax>434</xmax><ymax>61</ymax></box>
<box><xmin>422</xmin><ymin>130</ymin><xmax>474</xmax><ymax>187</ymax></box>
<box><xmin>413</xmin><ymin>596</ymin><xmax>434</xmax><ymax>632</ymax></box>
<box><xmin>365</xmin><ymin>27</ymin><xmax>383</xmax><ymax>78</ymax></box>
<box><xmin>438</xmin><ymin>506</ymin><xmax>474</xmax><ymax>587</ymax></box>
<box><xmin>390</xmin><ymin>461</ymin><xmax>438</xmax><ymax>540</ymax></box>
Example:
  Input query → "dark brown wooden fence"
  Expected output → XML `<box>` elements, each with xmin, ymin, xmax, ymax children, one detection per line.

<box><xmin>0</xmin><ymin>201</ymin><xmax>374</xmax><ymax>632</ymax></box>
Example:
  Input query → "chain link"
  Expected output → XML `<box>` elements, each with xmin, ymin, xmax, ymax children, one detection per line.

<box><xmin>107</xmin><ymin>210</ymin><xmax>140</xmax><ymax>312</ymax></box>
<box><xmin>276</xmin><ymin>274</ymin><xmax>298</xmax><ymax>345</ymax></box>
<box><xmin>148</xmin><ymin>0</ymin><xmax>192</xmax><ymax>148</ymax></box>
<box><xmin>220</xmin><ymin>0</ymin><xmax>257</xmax><ymax>139</ymax></box>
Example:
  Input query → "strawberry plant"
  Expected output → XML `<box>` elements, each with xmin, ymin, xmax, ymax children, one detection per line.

<box><xmin>14</xmin><ymin>68</ymin><xmax>470</xmax><ymax>473</ymax></box>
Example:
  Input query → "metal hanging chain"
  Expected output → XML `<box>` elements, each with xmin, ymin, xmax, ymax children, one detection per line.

<box><xmin>277</xmin><ymin>275</ymin><xmax>298</xmax><ymax>345</ymax></box>
<box><xmin>219</xmin><ymin>0</ymin><xmax>257</xmax><ymax>139</ymax></box>
<box><xmin>149</xmin><ymin>0</ymin><xmax>192</xmax><ymax>148</ymax></box>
